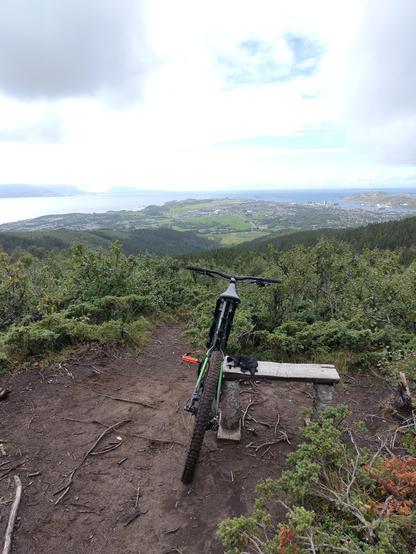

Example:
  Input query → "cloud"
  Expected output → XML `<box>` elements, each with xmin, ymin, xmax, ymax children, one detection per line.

<box><xmin>347</xmin><ymin>0</ymin><xmax>416</xmax><ymax>164</ymax></box>
<box><xmin>0</xmin><ymin>0</ymin><xmax>150</xmax><ymax>102</ymax></box>
<box><xmin>217</xmin><ymin>34</ymin><xmax>324</xmax><ymax>86</ymax></box>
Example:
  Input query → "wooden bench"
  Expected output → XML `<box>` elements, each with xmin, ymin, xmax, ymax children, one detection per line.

<box><xmin>217</xmin><ymin>358</ymin><xmax>340</xmax><ymax>441</ymax></box>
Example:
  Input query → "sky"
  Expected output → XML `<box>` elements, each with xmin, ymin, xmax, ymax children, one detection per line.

<box><xmin>0</xmin><ymin>0</ymin><xmax>415</xmax><ymax>191</ymax></box>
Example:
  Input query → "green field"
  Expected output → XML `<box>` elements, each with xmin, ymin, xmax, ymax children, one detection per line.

<box><xmin>168</xmin><ymin>199</ymin><xmax>245</xmax><ymax>215</ymax></box>
<box><xmin>174</xmin><ymin>215</ymin><xmax>251</xmax><ymax>231</ymax></box>
<box><xmin>217</xmin><ymin>231</ymin><xmax>270</xmax><ymax>245</ymax></box>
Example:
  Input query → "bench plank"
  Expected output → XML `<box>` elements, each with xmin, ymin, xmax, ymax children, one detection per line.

<box><xmin>223</xmin><ymin>360</ymin><xmax>340</xmax><ymax>384</ymax></box>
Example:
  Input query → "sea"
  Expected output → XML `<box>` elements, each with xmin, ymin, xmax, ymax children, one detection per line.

<box><xmin>0</xmin><ymin>187</ymin><xmax>416</xmax><ymax>225</ymax></box>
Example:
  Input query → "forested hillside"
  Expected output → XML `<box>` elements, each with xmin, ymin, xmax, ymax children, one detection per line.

<box><xmin>237</xmin><ymin>215</ymin><xmax>416</xmax><ymax>263</ymax></box>
<box><xmin>0</xmin><ymin>227</ymin><xmax>218</xmax><ymax>256</ymax></box>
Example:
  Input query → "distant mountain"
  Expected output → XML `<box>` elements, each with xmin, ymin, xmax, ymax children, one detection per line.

<box><xmin>0</xmin><ymin>228</ymin><xmax>219</xmax><ymax>256</ymax></box>
<box><xmin>0</xmin><ymin>184</ymin><xmax>86</xmax><ymax>198</ymax></box>
<box><xmin>50</xmin><ymin>185</ymin><xmax>88</xmax><ymax>196</ymax></box>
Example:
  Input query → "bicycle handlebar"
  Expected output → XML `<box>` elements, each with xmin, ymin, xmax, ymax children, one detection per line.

<box><xmin>186</xmin><ymin>265</ymin><xmax>281</xmax><ymax>284</ymax></box>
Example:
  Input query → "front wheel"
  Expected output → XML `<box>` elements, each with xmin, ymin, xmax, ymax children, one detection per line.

<box><xmin>181</xmin><ymin>350</ymin><xmax>222</xmax><ymax>484</ymax></box>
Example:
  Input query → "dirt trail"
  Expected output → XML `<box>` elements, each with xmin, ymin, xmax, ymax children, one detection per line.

<box><xmin>0</xmin><ymin>324</ymin><xmax>392</xmax><ymax>553</ymax></box>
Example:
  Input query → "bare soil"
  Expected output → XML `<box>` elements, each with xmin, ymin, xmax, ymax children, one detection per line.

<box><xmin>0</xmin><ymin>324</ymin><xmax>393</xmax><ymax>553</ymax></box>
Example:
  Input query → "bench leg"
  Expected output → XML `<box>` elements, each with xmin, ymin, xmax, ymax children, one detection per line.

<box><xmin>217</xmin><ymin>380</ymin><xmax>241</xmax><ymax>441</ymax></box>
<box><xmin>312</xmin><ymin>384</ymin><xmax>334</xmax><ymax>420</ymax></box>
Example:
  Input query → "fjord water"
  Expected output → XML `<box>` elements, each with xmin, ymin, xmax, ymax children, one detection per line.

<box><xmin>0</xmin><ymin>188</ymin><xmax>416</xmax><ymax>225</ymax></box>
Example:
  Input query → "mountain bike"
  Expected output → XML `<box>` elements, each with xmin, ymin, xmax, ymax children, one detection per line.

<box><xmin>181</xmin><ymin>265</ymin><xmax>280</xmax><ymax>484</ymax></box>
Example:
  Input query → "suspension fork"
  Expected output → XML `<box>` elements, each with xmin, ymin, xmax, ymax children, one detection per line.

<box><xmin>185</xmin><ymin>352</ymin><xmax>210</xmax><ymax>413</ymax></box>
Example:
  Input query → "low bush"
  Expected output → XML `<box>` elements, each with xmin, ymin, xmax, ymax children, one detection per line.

<box><xmin>65</xmin><ymin>294</ymin><xmax>153</xmax><ymax>324</ymax></box>
<box><xmin>2</xmin><ymin>312</ymin><xmax>152</xmax><ymax>357</ymax></box>
<box><xmin>218</xmin><ymin>406</ymin><xmax>415</xmax><ymax>554</ymax></box>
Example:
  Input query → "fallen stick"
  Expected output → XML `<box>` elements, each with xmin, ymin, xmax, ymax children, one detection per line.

<box><xmin>54</xmin><ymin>486</ymin><xmax>70</xmax><ymax>506</ymax></box>
<box><xmin>247</xmin><ymin>416</ymin><xmax>271</xmax><ymax>428</ymax></box>
<box><xmin>132</xmin><ymin>434</ymin><xmax>185</xmax><ymax>446</ymax></box>
<box><xmin>134</xmin><ymin>484</ymin><xmax>141</xmax><ymax>509</ymax></box>
<box><xmin>0</xmin><ymin>462</ymin><xmax>26</xmax><ymax>483</ymax></box>
<box><xmin>2</xmin><ymin>475</ymin><xmax>22</xmax><ymax>554</ymax></box>
<box><xmin>86</xmin><ymin>388</ymin><xmax>156</xmax><ymax>409</ymax></box>
<box><xmin>274</xmin><ymin>413</ymin><xmax>281</xmax><ymax>435</ymax></box>
<box><xmin>89</xmin><ymin>442</ymin><xmax>122</xmax><ymax>456</ymax></box>
<box><xmin>61</xmin><ymin>417</ymin><xmax>107</xmax><ymax>426</ymax></box>
<box><xmin>249</xmin><ymin>434</ymin><xmax>290</xmax><ymax>452</ymax></box>
<box><xmin>241</xmin><ymin>400</ymin><xmax>255</xmax><ymax>428</ymax></box>
<box><xmin>54</xmin><ymin>419</ymin><xmax>131</xmax><ymax>503</ymax></box>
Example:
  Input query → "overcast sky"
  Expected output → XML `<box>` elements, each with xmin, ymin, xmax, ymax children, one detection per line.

<box><xmin>0</xmin><ymin>0</ymin><xmax>415</xmax><ymax>191</ymax></box>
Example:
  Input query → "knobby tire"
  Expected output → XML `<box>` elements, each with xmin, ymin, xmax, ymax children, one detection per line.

<box><xmin>181</xmin><ymin>350</ymin><xmax>222</xmax><ymax>484</ymax></box>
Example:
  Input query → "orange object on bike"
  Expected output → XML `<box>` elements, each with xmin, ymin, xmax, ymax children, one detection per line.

<box><xmin>181</xmin><ymin>354</ymin><xmax>200</xmax><ymax>364</ymax></box>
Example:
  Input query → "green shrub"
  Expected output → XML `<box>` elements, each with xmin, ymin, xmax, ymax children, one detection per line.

<box><xmin>0</xmin><ymin>351</ymin><xmax>10</xmax><ymax>372</ymax></box>
<box><xmin>65</xmin><ymin>294</ymin><xmax>153</xmax><ymax>323</ymax></box>
<box><xmin>3</xmin><ymin>312</ymin><xmax>152</xmax><ymax>357</ymax></box>
<box><xmin>218</xmin><ymin>406</ymin><xmax>414</xmax><ymax>554</ymax></box>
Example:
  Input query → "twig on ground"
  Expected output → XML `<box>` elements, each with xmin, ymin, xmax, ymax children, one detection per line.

<box><xmin>248</xmin><ymin>433</ymin><xmax>290</xmax><ymax>452</ymax></box>
<box><xmin>132</xmin><ymin>434</ymin><xmax>185</xmax><ymax>447</ymax></box>
<box><xmin>134</xmin><ymin>484</ymin><xmax>141</xmax><ymax>509</ymax></box>
<box><xmin>54</xmin><ymin>486</ymin><xmax>70</xmax><ymax>505</ymax></box>
<box><xmin>241</xmin><ymin>400</ymin><xmax>255</xmax><ymax>428</ymax></box>
<box><xmin>0</xmin><ymin>462</ymin><xmax>26</xmax><ymax>483</ymax></box>
<box><xmin>260</xmin><ymin>446</ymin><xmax>271</xmax><ymax>458</ymax></box>
<box><xmin>246</xmin><ymin>416</ymin><xmax>271</xmax><ymax>428</ymax></box>
<box><xmin>2</xmin><ymin>475</ymin><xmax>22</xmax><ymax>554</ymax></box>
<box><xmin>89</xmin><ymin>442</ymin><xmax>122</xmax><ymax>456</ymax></box>
<box><xmin>61</xmin><ymin>417</ymin><xmax>107</xmax><ymax>426</ymax></box>
<box><xmin>53</xmin><ymin>419</ymin><xmax>131</xmax><ymax>504</ymax></box>
<box><xmin>117</xmin><ymin>457</ymin><xmax>128</xmax><ymax>465</ymax></box>
<box><xmin>85</xmin><ymin>387</ymin><xmax>156</xmax><ymax>408</ymax></box>
<box><xmin>274</xmin><ymin>413</ymin><xmax>281</xmax><ymax>435</ymax></box>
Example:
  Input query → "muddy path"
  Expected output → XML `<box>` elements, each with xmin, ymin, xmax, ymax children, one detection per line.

<box><xmin>0</xmin><ymin>324</ymin><xmax>393</xmax><ymax>553</ymax></box>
